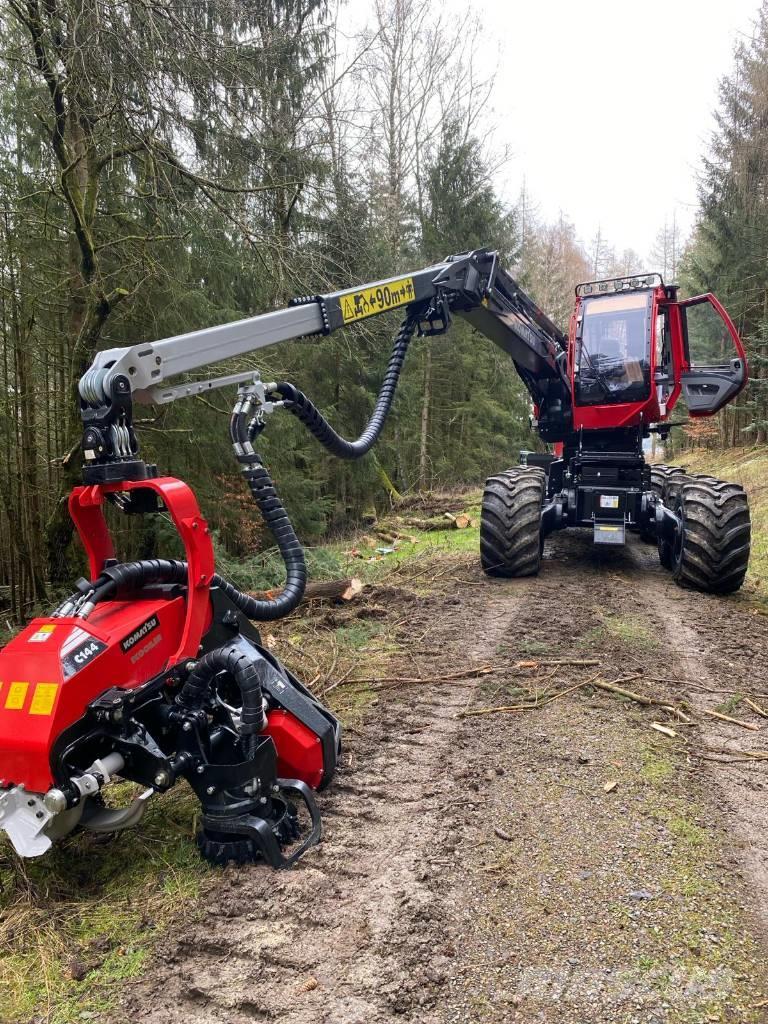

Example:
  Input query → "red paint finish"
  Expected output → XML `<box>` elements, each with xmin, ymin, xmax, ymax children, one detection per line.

<box><xmin>263</xmin><ymin>709</ymin><xmax>325</xmax><ymax>789</ymax></box>
<box><xmin>569</xmin><ymin>285</ymin><xmax>666</xmax><ymax>431</ymax></box>
<box><xmin>2</xmin><ymin>474</ymin><xmax>330</xmax><ymax>801</ymax></box>
<box><xmin>0</xmin><ymin>595</ymin><xmax>186</xmax><ymax>792</ymax></box>
<box><xmin>69</xmin><ymin>477</ymin><xmax>215</xmax><ymax>664</ymax></box>
<box><xmin>568</xmin><ymin>285</ymin><xmax>747</xmax><ymax>430</ymax></box>
<box><xmin>0</xmin><ymin>475</ymin><xmax>216</xmax><ymax>794</ymax></box>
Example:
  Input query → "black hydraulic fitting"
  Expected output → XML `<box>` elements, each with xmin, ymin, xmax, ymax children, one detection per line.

<box><xmin>177</xmin><ymin>642</ymin><xmax>268</xmax><ymax>736</ymax></box>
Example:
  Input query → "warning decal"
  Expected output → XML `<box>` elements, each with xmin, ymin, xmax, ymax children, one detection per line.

<box><xmin>30</xmin><ymin>683</ymin><xmax>58</xmax><ymax>716</ymax></box>
<box><xmin>340</xmin><ymin>277</ymin><xmax>415</xmax><ymax>323</ymax></box>
<box><xmin>29</xmin><ymin>624</ymin><xmax>56</xmax><ymax>644</ymax></box>
<box><xmin>5</xmin><ymin>682</ymin><xmax>29</xmax><ymax>710</ymax></box>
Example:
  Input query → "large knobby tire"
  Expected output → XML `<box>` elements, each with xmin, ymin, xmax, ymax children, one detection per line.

<box><xmin>671</xmin><ymin>478</ymin><xmax>751</xmax><ymax>594</ymax></box>
<box><xmin>650</xmin><ymin>464</ymin><xmax>686</xmax><ymax>497</ymax></box>
<box><xmin>480</xmin><ymin>468</ymin><xmax>545</xmax><ymax>578</ymax></box>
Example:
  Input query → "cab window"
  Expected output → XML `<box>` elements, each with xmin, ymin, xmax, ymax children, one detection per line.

<box><xmin>575</xmin><ymin>293</ymin><xmax>651</xmax><ymax>406</ymax></box>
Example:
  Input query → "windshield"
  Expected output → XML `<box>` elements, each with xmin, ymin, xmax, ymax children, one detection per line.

<box><xmin>575</xmin><ymin>292</ymin><xmax>652</xmax><ymax>406</ymax></box>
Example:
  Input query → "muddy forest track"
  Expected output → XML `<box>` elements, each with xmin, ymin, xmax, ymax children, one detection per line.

<box><xmin>117</xmin><ymin>535</ymin><xmax>768</xmax><ymax>1024</ymax></box>
<box><xmin>118</xmin><ymin>586</ymin><xmax>529</xmax><ymax>1024</ymax></box>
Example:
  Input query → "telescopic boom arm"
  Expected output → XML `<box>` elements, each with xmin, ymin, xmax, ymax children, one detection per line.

<box><xmin>83</xmin><ymin>249</ymin><xmax>566</xmax><ymax>403</ymax></box>
<box><xmin>78</xmin><ymin>249</ymin><xmax>570</xmax><ymax>479</ymax></box>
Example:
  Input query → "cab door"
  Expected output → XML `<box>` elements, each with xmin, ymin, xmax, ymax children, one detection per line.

<box><xmin>678</xmin><ymin>294</ymin><xmax>747</xmax><ymax>416</ymax></box>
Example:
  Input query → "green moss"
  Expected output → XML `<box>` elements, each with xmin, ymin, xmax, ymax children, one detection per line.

<box><xmin>640</xmin><ymin>745</ymin><xmax>675</xmax><ymax>785</ymax></box>
<box><xmin>584</xmin><ymin>613</ymin><xmax>657</xmax><ymax>649</ymax></box>
<box><xmin>714</xmin><ymin>694</ymin><xmax>744</xmax><ymax>716</ymax></box>
<box><xmin>335</xmin><ymin>619</ymin><xmax>385</xmax><ymax>651</ymax></box>
<box><xmin>513</xmin><ymin>639</ymin><xmax>551</xmax><ymax>656</ymax></box>
<box><xmin>667</xmin><ymin>814</ymin><xmax>709</xmax><ymax>848</ymax></box>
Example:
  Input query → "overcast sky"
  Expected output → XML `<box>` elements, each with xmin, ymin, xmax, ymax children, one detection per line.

<box><xmin>345</xmin><ymin>0</ymin><xmax>762</xmax><ymax>263</ymax></box>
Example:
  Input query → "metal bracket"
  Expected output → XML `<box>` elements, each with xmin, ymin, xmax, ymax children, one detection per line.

<box><xmin>0</xmin><ymin>786</ymin><xmax>56</xmax><ymax>857</ymax></box>
<box><xmin>145</xmin><ymin>370</ymin><xmax>265</xmax><ymax>406</ymax></box>
<box><xmin>417</xmin><ymin>295</ymin><xmax>452</xmax><ymax>336</ymax></box>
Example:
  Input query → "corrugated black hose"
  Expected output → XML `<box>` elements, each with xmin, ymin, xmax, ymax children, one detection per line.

<box><xmin>270</xmin><ymin>313</ymin><xmax>419</xmax><ymax>459</ymax></box>
<box><xmin>177</xmin><ymin>643</ymin><xmax>267</xmax><ymax>755</ymax></box>
<box><xmin>65</xmin><ymin>312</ymin><xmax>419</xmax><ymax>624</ymax></box>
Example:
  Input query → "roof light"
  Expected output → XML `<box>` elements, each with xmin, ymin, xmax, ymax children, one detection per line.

<box><xmin>576</xmin><ymin>273</ymin><xmax>663</xmax><ymax>297</ymax></box>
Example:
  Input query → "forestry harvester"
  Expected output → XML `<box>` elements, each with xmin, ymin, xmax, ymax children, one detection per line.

<box><xmin>0</xmin><ymin>250</ymin><xmax>749</xmax><ymax>864</ymax></box>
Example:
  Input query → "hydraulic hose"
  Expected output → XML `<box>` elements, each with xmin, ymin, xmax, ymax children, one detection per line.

<box><xmin>62</xmin><ymin>430</ymin><xmax>306</xmax><ymax>624</ymax></box>
<box><xmin>213</xmin><ymin>456</ymin><xmax>307</xmax><ymax>622</ymax></box>
<box><xmin>65</xmin><ymin>465</ymin><xmax>305</xmax><ymax>623</ymax></box>
<box><xmin>225</xmin><ymin>386</ymin><xmax>307</xmax><ymax>621</ymax></box>
<box><xmin>59</xmin><ymin>313</ymin><xmax>420</xmax><ymax>624</ymax></box>
<box><xmin>271</xmin><ymin>313</ymin><xmax>419</xmax><ymax>459</ymax></box>
<box><xmin>92</xmin><ymin>558</ymin><xmax>188</xmax><ymax>606</ymax></box>
<box><xmin>177</xmin><ymin>642</ymin><xmax>268</xmax><ymax>752</ymax></box>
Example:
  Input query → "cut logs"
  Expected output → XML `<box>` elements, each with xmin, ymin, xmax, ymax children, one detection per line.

<box><xmin>397</xmin><ymin>512</ymin><xmax>474</xmax><ymax>531</ymax></box>
<box><xmin>252</xmin><ymin>577</ymin><xmax>364</xmax><ymax>603</ymax></box>
<box><xmin>303</xmin><ymin>577</ymin><xmax>364</xmax><ymax>603</ymax></box>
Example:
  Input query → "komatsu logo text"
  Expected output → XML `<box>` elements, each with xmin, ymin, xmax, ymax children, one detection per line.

<box><xmin>120</xmin><ymin>615</ymin><xmax>159</xmax><ymax>653</ymax></box>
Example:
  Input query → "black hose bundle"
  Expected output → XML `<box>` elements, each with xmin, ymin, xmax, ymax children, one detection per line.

<box><xmin>225</xmin><ymin>385</ymin><xmax>308</xmax><ymax>622</ymax></box>
<box><xmin>60</xmin><ymin>463</ymin><xmax>306</xmax><ymax>622</ymax></box>
<box><xmin>213</xmin><ymin>460</ymin><xmax>306</xmax><ymax>621</ymax></box>
<box><xmin>177</xmin><ymin>642</ymin><xmax>267</xmax><ymax>750</ymax></box>
<box><xmin>91</xmin><ymin>558</ymin><xmax>189</xmax><ymax>605</ymax></box>
<box><xmin>271</xmin><ymin>313</ymin><xmax>418</xmax><ymax>459</ymax></box>
<box><xmin>62</xmin><ymin>312</ymin><xmax>420</xmax><ymax>624</ymax></box>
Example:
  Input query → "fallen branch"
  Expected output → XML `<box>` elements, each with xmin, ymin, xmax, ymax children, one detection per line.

<box><xmin>591</xmin><ymin>676</ymin><xmax>653</xmax><ymax>705</ymax></box>
<box><xmin>322</xmin><ymin>664</ymin><xmax>355</xmax><ymax>696</ymax></box>
<box><xmin>703</xmin><ymin>745</ymin><xmax>768</xmax><ymax>761</ymax></box>
<box><xmin>459</xmin><ymin>677</ymin><xmax>598</xmax><ymax>718</ymax></box>
<box><xmin>510</xmin><ymin>658</ymin><xmax>600</xmax><ymax>670</ymax></box>
<box><xmin>528</xmin><ymin>658</ymin><xmax>601</xmax><ymax>667</ymax></box>
<box><xmin>697</xmin><ymin>752</ymin><xmax>768</xmax><ymax>765</ymax></box>
<box><xmin>340</xmin><ymin>664</ymin><xmax>494</xmax><ymax>688</ymax></box>
<box><xmin>650</xmin><ymin>722</ymin><xmax>677</xmax><ymax>739</ymax></box>
<box><xmin>745</xmin><ymin>697</ymin><xmax>768</xmax><ymax>719</ymax></box>
<box><xmin>698</xmin><ymin>707</ymin><xmax>761</xmax><ymax>732</ymax></box>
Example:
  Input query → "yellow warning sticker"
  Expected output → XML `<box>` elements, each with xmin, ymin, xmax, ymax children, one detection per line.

<box><xmin>29</xmin><ymin>623</ymin><xmax>56</xmax><ymax>644</ymax></box>
<box><xmin>340</xmin><ymin>277</ymin><xmax>416</xmax><ymax>323</ymax></box>
<box><xmin>29</xmin><ymin>683</ymin><xmax>58</xmax><ymax>716</ymax></box>
<box><xmin>5</xmin><ymin>682</ymin><xmax>29</xmax><ymax>710</ymax></box>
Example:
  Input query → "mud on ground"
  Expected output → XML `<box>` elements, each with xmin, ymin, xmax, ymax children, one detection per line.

<box><xmin>109</xmin><ymin>532</ymin><xmax>768</xmax><ymax>1024</ymax></box>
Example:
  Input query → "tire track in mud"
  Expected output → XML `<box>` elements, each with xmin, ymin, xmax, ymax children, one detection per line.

<box><xmin>625</xmin><ymin>538</ymin><xmax>768</xmax><ymax>936</ymax></box>
<box><xmin>429</xmin><ymin>534</ymin><xmax>768</xmax><ymax>1023</ymax></box>
<box><xmin>116</xmin><ymin>591</ymin><xmax>525</xmax><ymax>1024</ymax></box>
<box><xmin>117</xmin><ymin>536</ymin><xmax>768</xmax><ymax>1024</ymax></box>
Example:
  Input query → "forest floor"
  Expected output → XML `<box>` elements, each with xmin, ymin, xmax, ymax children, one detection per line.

<box><xmin>5</xmin><ymin>454</ymin><xmax>768</xmax><ymax>1023</ymax></box>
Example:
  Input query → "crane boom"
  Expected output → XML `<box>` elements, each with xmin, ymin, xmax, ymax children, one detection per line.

<box><xmin>80</xmin><ymin>251</ymin><xmax>563</xmax><ymax>399</ymax></box>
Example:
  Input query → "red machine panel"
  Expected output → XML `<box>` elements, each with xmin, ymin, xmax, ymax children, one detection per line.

<box><xmin>0</xmin><ymin>595</ymin><xmax>186</xmax><ymax>793</ymax></box>
<box><xmin>263</xmin><ymin>709</ymin><xmax>325</xmax><ymax>790</ymax></box>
